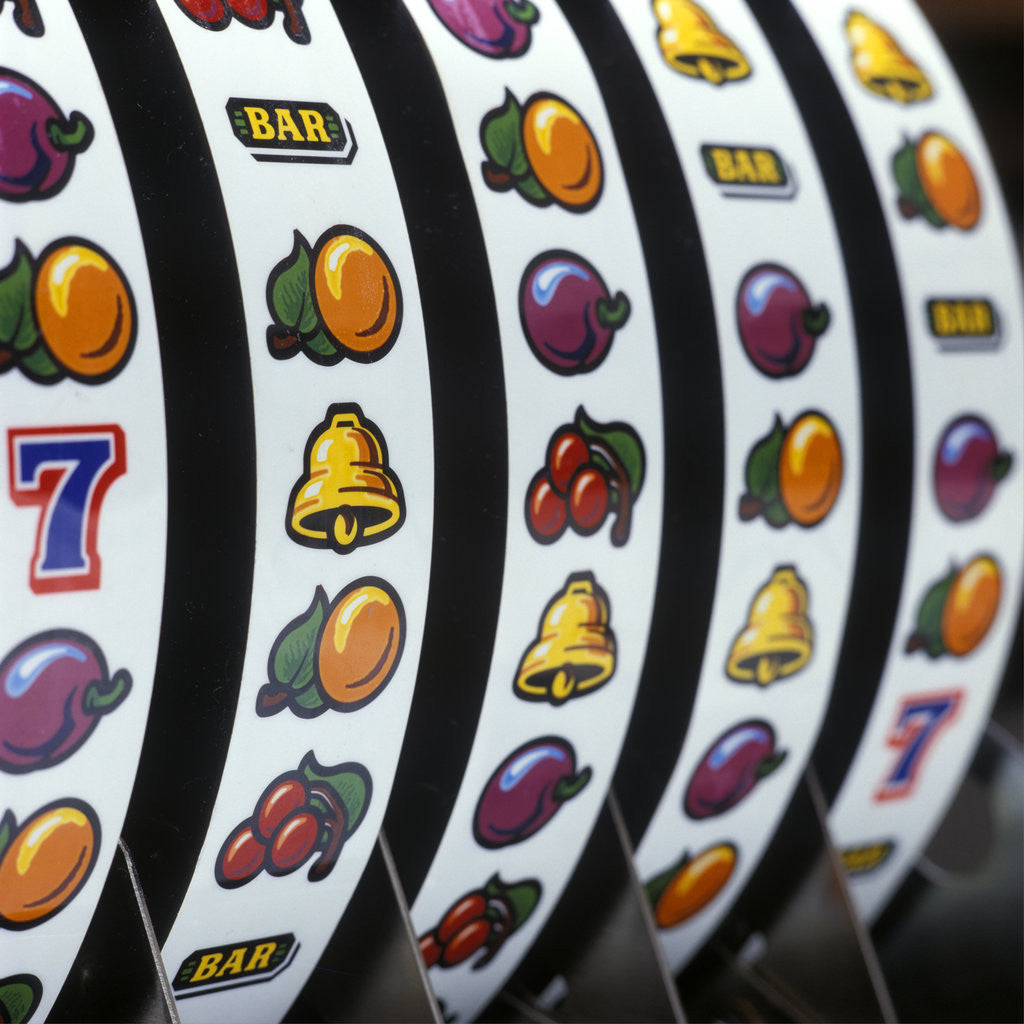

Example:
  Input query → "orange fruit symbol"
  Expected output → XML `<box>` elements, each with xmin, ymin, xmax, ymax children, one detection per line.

<box><xmin>522</xmin><ymin>96</ymin><xmax>603</xmax><ymax>210</ymax></box>
<box><xmin>0</xmin><ymin>800</ymin><xmax>99</xmax><ymax>929</ymax></box>
<box><xmin>318</xmin><ymin>582</ymin><xmax>404</xmax><ymax>708</ymax></box>
<box><xmin>916</xmin><ymin>133</ymin><xmax>981</xmax><ymax>230</ymax></box>
<box><xmin>779</xmin><ymin>412</ymin><xmax>843</xmax><ymax>526</ymax></box>
<box><xmin>942</xmin><ymin>555</ymin><xmax>1000</xmax><ymax>656</ymax></box>
<box><xmin>313</xmin><ymin>231</ymin><xmax>401</xmax><ymax>360</ymax></box>
<box><xmin>647</xmin><ymin>842</ymin><xmax>737</xmax><ymax>929</ymax></box>
<box><xmin>34</xmin><ymin>241</ymin><xmax>136</xmax><ymax>381</ymax></box>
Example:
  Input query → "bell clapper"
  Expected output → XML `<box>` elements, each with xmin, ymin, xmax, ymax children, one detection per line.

<box><xmin>551</xmin><ymin>668</ymin><xmax>576</xmax><ymax>704</ymax></box>
<box><xmin>755</xmin><ymin>654</ymin><xmax>782</xmax><ymax>686</ymax></box>
<box><xmin>332</xmin><ymin>507</ymin><xmax>360</xmax><ymax>549</ymax></box>
<box><xmin>696</xmin><ymin>56</ymin><xmax>725</xmax><ymax>85</ymax></box>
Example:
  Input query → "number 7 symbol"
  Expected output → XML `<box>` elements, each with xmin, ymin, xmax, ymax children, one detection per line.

<box><xmin>8</xmin><ymin>425</ymin><xmax>127</xmax><ymax>593</ymax></box>
<box><xmin>874</xmin><ymin>689</ymin><xmax>964</xmax><ymax>802</ymax></box>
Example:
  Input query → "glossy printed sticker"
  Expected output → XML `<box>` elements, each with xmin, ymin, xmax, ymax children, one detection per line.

<box><xmin>257</xmin><ymin>579</ymin><xmax>405</xmax><ymax>717</ymax></box>
<box><xmin>700</xmin><ymin>143</ymin><xmax>795</xmax><ymax>199</ymax></box>
<box><xmin>845</xmin><ymin>11</ymin><xmax>932</xmax><ymax>104</ymax></box>
<box><xmin>0</xmin><ymin>238</ymin><xmax>136</xmax><ymax>385</ymax></box>
<box><xmin>480</xmin><ymin>89</ymin><xmax>603</xmax><ymax>212</ymax></box>
<box><xmin>926</xmin><ymin>297</ymin><xmax>1000</xmax><ymax>351</ymax></box>
<box><xmin>8</xmin><ymin>425</ymin><xmax>126</xmax><ymax>593</ymax></box>
<box><xmin>266</xmin><ymin>227</ymin><xmax>401</xmax><ymax>365</ymax></box>
<box><xmin>0</xmin><ymin>974</ymin><xmax>42</xmax><ymax>1023</ymax></box>
<box><xmin>0</xmin><ymin>68</ymin><xmax>93</xmax><ymax>202</ymax></box>
<box><xmin>739</xmin><ymin>412</ymin><xmax>843</xmax><ymax>529</ymax></box>
<box><xmin>904</xmin><ymin>555</ymin><xmax>1000</xmax><ymax>660</ymax></box>
<box><xmin>171</xmin><ymin>933</ymin><xmax>299</xmax><ymax>999</ymax></box>
<box><xmin>735</xmin><ymin>263</ymin><xmax>830</xmax><ymax>378</ymax></box>
<box><xmin>226</xmin><ymin>97</ymin><xmax>355</xmax><ymax>164</ymax></box>
<box><xmin>683</xmin><ymin>721</ymin><xmax>787</xmax><ymax>820</ymax></box>
<box><xmin>932</xmin><ymin>416</ymin><xmax>1012</xmax><ymax>523</ymax></box>
<box><xmin>519</xmin><ymin>249</ymin><xmax>630</xmax><ymax>375</ymax></box>
<box><xmin>725</xmin><ymin>566</ymin><xmax>813</xmax><ymax>686</ymax></box>
<box><xmin>0</xmin><ymin>0</ymin><xmax>42</xmax><ymax>37</ymax></box>
<box><xmin>418</xmin><ymin>875</ymin><xmax>542</xmax><ymax>972</ymax></box>
<box><xmin>215</xmin><ymin>752</ymin><xmax>371</xmax><ymax>890</ymax></box>
<box><xmin>0</xmin><ymin>630</ymin><xmax>131</xmax><ymax>773</ymax></box>
<box><xmin>287</xmin><ymin>404</ymin><xmax>405</xmax><ymax>553</ymax></box>
<box><xmin>427</xmin><ymin>0</ymin><xmax>538</xmax><ymax>59</ymax></box>
<box><xmin>652</xmin><ymin>0</ymin><xmax>751</xmax><ymax>84</ymax></box>
<box><xmin>874</xmin><ymin>691</ymin><xmax>964</xmax><ymax>802</ymax></box>
<box><xmin>0</xmin><ymin>799</ymin><xmax>100</xmax><ymax>930</ymax></box>
<box><xmin>170</xmin><ymin>0</ymin><xmax>310</xmax><ymax>44</ymax></box>
<box><xmin>513</xmin><ymin>571</ymin><xmax>615</xmax><ymax>706</ymax></box>
<box><xmin>473</xmin><ymin>737</ymin><xmax>591</xmax><ymax>849</ymax></box>
<box><xmin>645</xmin><ymin>842</ymin><xmax>738</xmax><ymax>930</ymax></box>
<box><xmin>892</xmin><ymin>131</ymin><xmax>980</xmax><ymax>231</ymax></box>
<box><xmin>525</xmin><ymin>408</ymin><xmax>644</xmax><ymax>547</ymax></box>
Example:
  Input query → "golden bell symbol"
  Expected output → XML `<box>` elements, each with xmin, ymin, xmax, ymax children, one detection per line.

<box><xmin>846</xmin><ymin>11</ymin><xmax>932</xmax><ymax>103</ymax></box>
<box><xmin>726</xmin><ymin>566</ymin><xmax>812</xmax><ymax>686</ymax></box>
<box><xmin>515</xmin><ymin>572</ymin><xmax>616</xmax><ymax>706</ymax></box>
<box><xmin>288</xmin><ymin>405</ymin><xmax>404</xmax><ymax>553</ymax></box>
<box><xmin>653</xmin><ymin>0</ymin><xmax>751</xmax><ymax>84</ymax></box>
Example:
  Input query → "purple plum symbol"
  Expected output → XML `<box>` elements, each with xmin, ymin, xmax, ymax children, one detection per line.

<box><xmin>736</xmin><ymin>264</ymin><xmax>829</xmax><ymax>378</ymax></box>
<box><xmin>427</xmin><ymin>0</ymin><xmax>538</xmax><ymax>58</ymax></box>
<box><xmin>474</xmin><ymin>737</ymin><xmax>591</xmax><ymax>848</ymax></box>
<box><xmin>0</xmin><ymin>631</ymin><xmax>131</xmax><ymax>774</ymax></box>
<box><xmin>934</xmin><ymin>415</ymin><xmax>1012</xmax><ymax>522</ymax></box>
<box><xmin>0</xmin><ymin>69</ymin><xmax>93</xmax><ymax>202</ymax></box>
<box><xmin>684</xmin><ymin>720</ymin><xmax>786</xmax><ymax>820</ymax></box>
<box><xmin>519</xmin><ymin>250</ymin><xmax>631</xmax><ymax>375</ymax></box>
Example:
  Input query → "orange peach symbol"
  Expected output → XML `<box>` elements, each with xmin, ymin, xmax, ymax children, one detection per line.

<box><xmin>266</xmin><ymin>226</ymin><xmax>402</xmax><ymax>365</ymax></box>
<box><xmin>481</xmin><ymin>90</ymin><xmax>602</xmax><ymax>212</ymax></box>
<box><xmin>645</xmin><ymin>842</ymin><xmax>737</xmax><ymax>928</ymax></box>
<box><xmin>258</xmin><ymin>579</ymin><xmax>406</xmax><ymax>716</ymax></box>
<box><xmin>0</xmin><ymin>799</ymin><xmax>100</xmax><ymax>929</ymax></box>
<box><xmin>0</xmin><ymin>238</ymin><xmax>136</xmax><ymax>384</ymax></box>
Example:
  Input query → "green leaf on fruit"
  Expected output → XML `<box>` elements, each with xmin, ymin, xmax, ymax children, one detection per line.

<box><xmin>270</xmin><ymin>586</ymin><xmax>327</xmax><ymax>695</ymax></box>
<box><xmin>301</xmin><ymin>752</ymin><xmax>372</xmax><ymax>837</ymax></box>
<box><xmin>484</xmin><ymin>874</ymin><xmax>541</xmax><ymax>931</ymax></box>
<box><xmin>893</xmin><ymin>138</ymin><xmax>943</xmax><ymax>226</ymax></box>
<box><xmin>745</xmin><ymin>417</ymin><xmax>784</xmax><ymax>504</ymax></box>
<box><xmin>908</xmin><ymin>569</ymin><xmax>955</xmax><ymax>657</ymax></box>
<box><xmin>514</xmin><ymin>173</ymin><xmax>551</xmax><ymax>204</ymax></box>
<box><xmin>268</xmin><ymin>231</ymin><xmax>319</xmax><ymax>336</ymax></box>
<box><xmin>18</xmin><ymin>343</ymin><xmax>62</xmax><ymax>382</ymax></box>
<box><xmin>481</xmin><ymin>91</ymin><xmax>529</xmax><ymax>178</ymax></box>
<box><xmin>643</xmin><ymin>852</ymin><xmax>688</xmax><ymax>910</ymax></box>
<box><xmin>302</xmin><ymin>330</ymin><xmax>340</xmax><ymax>361</ymax></box>
<box><xmin>0</xmin><ymin>810</ymin><xmax>13</xmax><ymax>860</ymax></box>
<box><xmin>576</xmin><ymin>407</ymin><xmax>645</xmax><ymax>498</ymax></box>
<box><xmin>0</xmin><ymin>242</ymin><xmax>40</xmax><ymax>353</ymax></box>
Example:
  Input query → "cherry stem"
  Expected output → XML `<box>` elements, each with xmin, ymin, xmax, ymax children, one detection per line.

<box><xmin>307</xmin><ymin>783</ymin><xmax>346</xmax><ymax>881</ymax></box>
<box><xmin>589</xmin><ymin>439</ymin><xmax>632</xmax><ymax>545</ymax></box>
<box><xmin>275</xmin><ymin>0</ymin><xmax>308</xmax><ymax>42</ymax></box>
